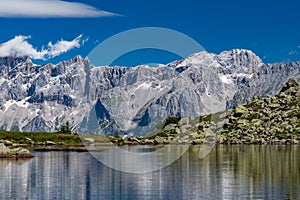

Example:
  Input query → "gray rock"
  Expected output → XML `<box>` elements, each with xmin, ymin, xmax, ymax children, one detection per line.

<box><xmin>0</xmin><ymin>143</ymin><xmax>33</xmax><ymax>158</ymax></box>
<box><xmin>46</xmin><ymin>141</ymin><xmax>56</xmax><ymax>146</ymax></box>
<box><xmin>0</xmin><ymin>140</ymin><xmax>13</xmax><ymax>146</ymax></box>
<box><xmin>83</xmin><ymin>138</ymin><xmax>95</xmax><ymax>144</ymax></box>
<box><xmin>235</xmin><ymin>105</ymin><xmax>248</xmax><ymax>114</ymax></box>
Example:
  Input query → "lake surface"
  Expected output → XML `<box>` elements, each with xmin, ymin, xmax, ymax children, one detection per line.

<box><xmin>0</xmin><ymin>145</ymin><xmax>299</xmax><ymax>200</ymax></box>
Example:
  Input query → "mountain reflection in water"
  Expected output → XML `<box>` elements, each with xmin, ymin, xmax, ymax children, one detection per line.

<box><xmin>0</xmin><ymin>145</ymin><xmax>299</xmax><ymax>200</ymax></box>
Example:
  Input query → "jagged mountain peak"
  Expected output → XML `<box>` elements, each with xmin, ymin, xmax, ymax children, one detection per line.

<box><xmin>172</xmin><ymin>49</ymin><xmax>262</xmax><ymax>69</ymax></box>
<box><xmin>60</xmin><ymin>55</ymin><xmax>86</xmax><ymax>65</ymax></box>
<box><xmin>0</xmin><ymin>56</ymin><xmax>34</xmax><ymax>78</ymax></box>
<box><xmin>0</xmin><ymin>56</ymin><xmax>31</xmax><ymax>67</ymax></box>
<box><xmin>218</xmin><ymin>49</ymin><xmax>263</xmax><ymax>65</ymax></box>
<box><xmin>217</xmin><ymin>49</ymin><xmax>263</xmax><ymax>75</ymax></box>
<box><xmin>220</xmin><ymin>49</ymin><xmax>261</xmax><ymax>58</ymax></box>
<box><xmin>184</xmin><ymin>51</ymin><xmax>217</xmax><ymax>65</ymax></box>
<box><xmin>51</xmin><ymin>55</ymin><xmax>88</xmax><ymax>69</ymax></box>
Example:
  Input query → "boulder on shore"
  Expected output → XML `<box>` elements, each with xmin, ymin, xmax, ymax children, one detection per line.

<box><xmin>0</xmin><ymin>140</ymin><xmax>13</xmax><ymax>146</ymax></box>
<box><xmin>83</xmin><ymin>138</ymin><xmax>95</xmax><ymax>145</ymax></box>
<box><xmin>0</xmin><ymin>143</ymin><xmax>34</xmax><ymax>158</ymax></box>
<box><xmin>46</xmin><ymin>141</ymin><xmax>56</xmax><ymax>146</ymax></box>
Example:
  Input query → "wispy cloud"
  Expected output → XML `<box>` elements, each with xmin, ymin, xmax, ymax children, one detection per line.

<box><xmin>288</xmin><ymin>45</ymin><xmax>300</xmax><ymax>56</ymax></box>
<box><xmin>0</xmin><ymin>35</ymin><xmax>86</xmax><ymax>60</ymax></box>
<box><xmin>250</xmin><ymin>42</ymin><xmax>258</xmax><ymax>47</ymax></box>
<box><xmin>0</xmin><ymin>0</ymin><xmax>117</xmax><ymax>18</ymax></box>
<box><xmin>47</xmin><ymin>35</ymin><xmax>86</xmax><ymax>58</ymax></box>
<box><xmin>262</xmin><ymin>53</ymin><xmax>272</xmax><ymax>61</ymax></box>
<box><xmin>288</xmin><ymin>50</ymin><xmax>298</xmax><ymax>56</ymax></box>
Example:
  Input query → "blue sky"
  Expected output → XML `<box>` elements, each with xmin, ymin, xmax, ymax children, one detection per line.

<box><xmin>0</xmin><ymin>0</ymin><xmax>300</xmax><ymax>65</ymax></box>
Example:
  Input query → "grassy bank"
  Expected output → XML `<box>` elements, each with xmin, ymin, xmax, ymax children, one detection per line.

<box><xmin>0</xmin><ymin>130</ymin><xmax>82</xmax><ymax>145</ymax></box>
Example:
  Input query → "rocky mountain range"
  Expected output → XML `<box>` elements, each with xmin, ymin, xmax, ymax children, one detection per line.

<box><xmin>0</xmin><ymin>49</ymin><xmax>299</xmax><ymax>136</ymax></box>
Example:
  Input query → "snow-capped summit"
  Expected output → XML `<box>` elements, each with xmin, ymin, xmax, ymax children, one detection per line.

<box><xmin>218</xmin><ymin>49</ymin><xmax>263</xmax><ymax>74</ymax></box>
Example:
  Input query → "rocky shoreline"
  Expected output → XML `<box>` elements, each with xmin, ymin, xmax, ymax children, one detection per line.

<box><xmin>0</xmin><ymin>143</ymin><xmax>34</xmax><ymax>158</ymax></box>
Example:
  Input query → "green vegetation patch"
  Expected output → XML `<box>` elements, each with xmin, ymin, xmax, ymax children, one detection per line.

<box><xmin>0</xmin><ymin>130</ymin><xmax>82</xmax><ymax>145</ymax></box>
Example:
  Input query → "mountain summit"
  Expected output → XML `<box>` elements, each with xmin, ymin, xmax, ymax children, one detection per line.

<box><xmin>0</xmin><ymin>49</ymin><xmax>299</xmax><ymax>135</ymax></box>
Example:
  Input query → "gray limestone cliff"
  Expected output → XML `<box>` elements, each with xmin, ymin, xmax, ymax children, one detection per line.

<box><xmin>0</xmin><ymin>49</ymin><xmax>299</xmax><ymax>136</ymax></box>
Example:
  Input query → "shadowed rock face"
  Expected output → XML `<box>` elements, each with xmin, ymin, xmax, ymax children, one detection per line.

<box><xmin>0</xmin><ymin>49</ymin><xmax>300</xmax><ymax>135</ymax></box>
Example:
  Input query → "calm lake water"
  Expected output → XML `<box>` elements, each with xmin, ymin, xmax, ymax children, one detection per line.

<box><xmin>0</xmin><ymin>145</ymin><xmax>299</xmax><ymax>200</ymax></box>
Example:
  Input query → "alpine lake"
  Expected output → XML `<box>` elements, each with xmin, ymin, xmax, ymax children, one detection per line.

<box><xmin>0</xmin><ymin>145</ymin><xmax>299</xmax><ymax>200</ymax></box>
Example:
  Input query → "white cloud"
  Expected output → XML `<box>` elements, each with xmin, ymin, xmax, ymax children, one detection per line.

<box><xmin>47</xmin><ymin>35</ymin><xmax>84</xmax><ymax>58</ymax></box>
<box><xmin>0</xmin><ymin>0</ymin><xmax>117</xmax><ymax>18</ymax></box>
<box><xmin>0</xmin><ymin>35</ymin><xmax>85</xmax><ymax>60</ymax></box>
<box><xmin>298</xmin><ymin>45</ymin><xmax>300</xmax><ymax>48</ymax></box>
